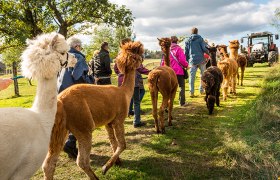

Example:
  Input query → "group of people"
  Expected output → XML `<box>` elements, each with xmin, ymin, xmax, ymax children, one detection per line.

<box><xmin>0</xmin><ymin>27</ymin><xmax>210</xmax><ymax>160</ymax></box>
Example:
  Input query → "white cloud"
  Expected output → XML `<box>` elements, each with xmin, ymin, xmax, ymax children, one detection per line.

<box><xmin>110</xmin><ymin>0</ymin><xmax>280</xmax><ymax>50</ymax></box>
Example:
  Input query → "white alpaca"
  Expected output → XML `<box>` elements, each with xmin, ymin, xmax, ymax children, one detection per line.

<box><xmin>0</xmin><ymin>32</ymin><xmax>77</xmax><ymax>180</ymax></box>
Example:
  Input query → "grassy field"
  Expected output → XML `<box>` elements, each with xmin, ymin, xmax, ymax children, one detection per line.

<box><xmin>0</xmin><ymin>61</ymin><xmax>279</xmax><ymax>179</ymax></box>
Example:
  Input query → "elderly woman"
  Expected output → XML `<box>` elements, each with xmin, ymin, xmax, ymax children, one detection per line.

<box><xmin>57</xmin><ymin>36</ymin><xmax>92</xmax><ymax>159</ymax></box>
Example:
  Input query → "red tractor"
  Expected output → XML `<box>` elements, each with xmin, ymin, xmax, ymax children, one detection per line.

<box><xmin>241</xmin><ymin>31</ymin><xmax>279</xmax><ymax>66</ymax></box>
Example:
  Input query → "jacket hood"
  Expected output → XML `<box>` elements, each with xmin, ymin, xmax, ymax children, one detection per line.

<box><xmin>69</xmin><ymin>47</ymin><xmax>85</xmax><ymax>58</ymax></box>
<box><xmin>190</xmin><ymin>34</ymin><xmax>202</xmax><ymax>41</ymax></box>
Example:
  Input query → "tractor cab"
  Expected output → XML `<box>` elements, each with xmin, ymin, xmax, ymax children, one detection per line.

<box><xmin>241</xmin><ymin>31</ymin><xmax>279</xmax><ymax>66</ymax></box>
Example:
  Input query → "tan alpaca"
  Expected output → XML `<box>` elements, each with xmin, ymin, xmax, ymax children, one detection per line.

<box><xmin>43</xmin><ymin>41</ymin><xmax>144</xmax><ymax>180</ymax></box>
<box><xmin>229</xmin><ymin>40</ymin><xmax>247</xmax><ymax>86</ymax></box>
<box><xmin>148</xmin><ymin>38</ymin><xmax>178</xmax><ymax>134</ymax></box>
<box><xmin>217</xmin><ymin>45</ymin><xmax>238</xmax><ymax>100</ymax></box>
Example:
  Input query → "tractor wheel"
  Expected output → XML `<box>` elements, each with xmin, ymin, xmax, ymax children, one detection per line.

<box><xmin>268</xmin><ymin>51</ymin><xmax>277</xmax><ymax>66</ymax></box>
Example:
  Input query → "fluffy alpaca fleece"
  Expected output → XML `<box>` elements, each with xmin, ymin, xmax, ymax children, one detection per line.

<box><xmin>201</xmin><ymin>66</ymin><xmax>223</xmax><ymax>114</ymax></box>
<box><xmin>207</xmin><ymin>46</ymin><xmax>218</xmax><ymax>66</ymax></box>
<box><xmin>148</xmin><ymin>38</ymin><xmax>178</xmax><ymax>134</ymax></box>
<box><xmin>43</xmin><ymin>41</ymin><xmax>144</xmax><ymax>180</ymax></box>
<box><xmin>217</xmin><ymin>45</ymin><xmax>238</xmax><ymax>99</ymax></box>
<box><xmin>217</xmin><ymin>44</ymin><xmax>229</xmax><ymax>60</ymax></box>
<box><xmin>0</xmin><ymin>32</ymin><xmax>76</xmax><ymax>180</ymax></box>
<box><xmin>229</xmin><ymin>40</ymin><xmax>247</xmax><ymax>86</ymax></box>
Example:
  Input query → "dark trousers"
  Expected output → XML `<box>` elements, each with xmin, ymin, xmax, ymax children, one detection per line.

<box><xmin>64</xmin><ymin>133</ymin><xmax>77</xmax><ymax>149</ymax></box>
<box><xmin>133</xmin><ymin>87</ymin><xmax>141</xmax><ymax>125</ymax></box>
<box><xmin>177</xmin><ymin>75</ymin><xmax>186</xmax><ymax>106</ymax></box>
<box><xmin>97</xmin><ymin>78</ymin><xmax>111</xmax><ymax>85</ymax></box>
<box><xmin>129</xmin><ymin>88</ymin><xmax>145</xmax><ymax>113</ymax></box>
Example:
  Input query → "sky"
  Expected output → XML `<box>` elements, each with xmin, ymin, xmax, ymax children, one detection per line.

<box><xmin>105</xmin><ymin>0</ymin><xmax>280</xmax><ymax>51</ymax></box>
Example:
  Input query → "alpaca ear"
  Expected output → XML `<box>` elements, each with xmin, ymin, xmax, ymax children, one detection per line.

<box><xmin>50</xmin><ymin>34</ymin><xmax>59</xmax><ymax>49</ymax></box>
<box><xmin>157</xmin><ymin>38</ymin><xmax>160</xmax><ymax>41</ymax></box>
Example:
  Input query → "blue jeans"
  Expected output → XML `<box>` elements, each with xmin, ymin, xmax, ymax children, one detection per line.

<box><xmin>189</xmin><ymin>63</ymin><xmax>206</xmax><ymax>94</ymax></box>
<box><xmin>133</xmin><ymin>87</ymin><xmax>141</xmax><ymax>125</ymax></box>
<box><xmin>129</xmin><ymin>88</ymin><xmax>145</xmax><ymax>113</ymax></box>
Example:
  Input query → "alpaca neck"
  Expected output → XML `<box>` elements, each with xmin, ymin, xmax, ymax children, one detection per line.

<box><xmin>121</xmin><ymin>69</ymin><xmax>136</xmax><ymax>99</ymax></box>
<box><xmin>31</xmin><ymin>77</ymin><xmax>57</xmax><ymax>134</ymax></box>
<box><xmin>230</xmin><ymin>48</ymin><xmax>238</xmax><ymax>60</ymax></box>
<box><xmin>163</xmin><ymin>50</ymin><xmax>170</xmax><ymax>66</ymax></box>
<box><xmin>210</xmin><ymin>52</ymin><xmax>216</xmax><ymax>62</ymax></box>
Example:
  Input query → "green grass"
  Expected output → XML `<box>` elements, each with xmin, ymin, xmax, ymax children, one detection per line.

<box><xmin>1</xmin><ymin>62</ymin><xmax>279</xmax><ymax>179</ymax></box>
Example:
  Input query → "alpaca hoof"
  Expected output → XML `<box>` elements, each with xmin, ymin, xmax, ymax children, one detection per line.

<box><xmin>115</xmin><ymin>158</ymin><xmax>122</xmax><ymax>166</ymax></box>
<box><xmin>156</xmin><ymin>129</ymin><xmax>160</xmax><ymax>134</ymax></box>
<box><xmin>168</xmin><ymin>122</ymin><xmax>172</xmax><ymax>126</ymax></box>
<box><xmin>102</xmin><ymin>165</ymin><xmax>109</xmax><ymax>175</ymax></box>
<box><xmin>161</xmin><ymin>129</ymin><xmax>166</xmax><ymax>134</ymax></box>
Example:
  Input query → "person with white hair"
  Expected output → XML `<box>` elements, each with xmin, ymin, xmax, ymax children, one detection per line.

<box><xmin>57</xmin><ymin>36</ymin><xmax>93</xmax><ymax>159</ymax></box>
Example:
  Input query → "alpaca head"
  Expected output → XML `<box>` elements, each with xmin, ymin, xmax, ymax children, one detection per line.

<box><xmin>116</xmin><ymin>41</ymin><xmax>144</xmax><ymax>74</ymax></box>
<box><xmin>21</xmin><ymin>32</ymin><xmax>71</xmax><ymax>80</ymax></box>
<box><xmin>157</xmin><ymin>38</ymin><xmax>171</xmax><ymax>53</ymax></box>
<box><xmin>218</xmin><ymin>61</ymin><xmax>230</xmax><ymax>78</ymax></box>
<box><xmin>201</xmin><ymin>72</ymin><xmax>215</xmax><ymax>94</ymax></box>
<box><xmin>207</xmin><ymin>95</ymin><xmax>216</xmax><ymax>115</ymax></box>
<box><xmin>229</xmin><ymin>40</ymin><xmax>240</xmax><ymax>49</ymax></box>
<box><xmin>216</xmin><ymin>44</ymin><xmax>228</xmax><ymax>59</ymax></box>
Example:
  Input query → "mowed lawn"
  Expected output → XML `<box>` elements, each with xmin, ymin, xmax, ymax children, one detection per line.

<box><xmin>0</xmin><ymin>61</ymin><xmax>279</xmax><ymax>179</ymax></box>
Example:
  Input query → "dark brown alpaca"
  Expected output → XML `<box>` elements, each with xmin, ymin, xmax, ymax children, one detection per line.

<box><xmin>201</xmin><ymin>66</ymin><xmax>223</xmax><ymax>114</ymax></box>
<box><xmin>43</xmin><ymin>41</ymin><xmax>144</xmax><ymax>180</ymax></box>
<box><xmin>147</xmin><ymin>38</ymin><xmax>178</xmax><ymax>134</ymax></box>
<box><xmin>207</xmin><ymin>46</ymin><xmax>218</xmax><ymax>66</ymax></box>
<box><xmin>229</xmin><ymin>40</ymin><xmax>247</xmax><ymax>86</ymax></box>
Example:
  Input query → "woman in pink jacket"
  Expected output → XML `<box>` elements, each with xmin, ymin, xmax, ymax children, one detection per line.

<box><xmin>161</xmin><ymin>36</ymin><xmax>189</xmax><ymax>106</ymax></box>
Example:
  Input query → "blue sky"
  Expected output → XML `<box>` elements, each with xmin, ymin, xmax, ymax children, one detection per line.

<box><xmin>105</xmin><ymin>0</ymin><xmax>280</xmax><ymax>51</ymax></box>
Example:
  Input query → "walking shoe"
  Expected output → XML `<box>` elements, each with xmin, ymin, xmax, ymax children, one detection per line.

<box><xmin>63</xmin><ymin>145</ymin><xmax>78</xmax><ymax>159</ymax></box>
<box><xmin>134</xmin><ymin>122</ymin><xmax>146</xmax><ymax>128</ymax></box>
<box><xmin>180</xmin><ymin>103</ymin><xmax>189</xmax><ymax>107</ymax></box>
<box><xmin>190</xmin><ymin>93</ymin><xmax>195</xmax><ymax>98</ymax></box>
<box><xmin>128</xmin><ymin>111</ymin><xmax>135</xmax><ymax>116</ymax></box>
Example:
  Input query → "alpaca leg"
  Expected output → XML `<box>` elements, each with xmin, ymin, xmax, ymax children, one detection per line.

<box><xmin>168</xmin><ymin>89</ymin><xmax>176</xmax><ymax>126</ymax></box>
<box><xmin>159</xmin><ymin>97</ymin><xmax>169</xmax><ymax>134</ymax></box>
<box><xmin>241</xmin><ymin>66</ymin><xmax>245</xmax><ymax>86</ymax></box>
<box><xmin>76</xmin><ymin>132</ymin><xmax>98</xmax><ymax>180</ymax></box>
<box><xmin>43</xmin><ymin>131</ymin><xmax>68</xmax><ymax>180</ymax></box>
<box><xmin>43</xmin><ymin>103</ymin><xmax>68</xmax><ymax>180</ymax></box>
<box><xmin>105</xmin><ymin>123</ymin><xmax>121</xmax><ymax>165</ymax></box>
<box><xmin>237</xmin><ymin>67</ymin><xmax>240</xmax><ymax>85</ymax></box>
<box><xmin>216</xmin><ymin>91</ymin><xmax>220</xmax><ymax>106</ymax></box>
<box><xmin>150</xmin><ymin>90</ymin><xmax>160</xmax><ymax>133</ymax></box>
<box><xmin>102</xmin><ymin>123</ymin><xmax>126</xmax><ymax>174</ymax></box>
<box><xmin>232</xmin><ymin>75</ymin><xmax>237</xmax><ymax>95</ymax></box>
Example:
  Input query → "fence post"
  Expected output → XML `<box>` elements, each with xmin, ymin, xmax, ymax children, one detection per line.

<box><xmin>12</xmin><ymin>61</ymin><xmax>19</xmax><ymax>96</ymax></box>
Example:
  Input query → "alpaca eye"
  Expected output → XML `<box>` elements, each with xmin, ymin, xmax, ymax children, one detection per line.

<box><xmin>61</xmin><ymin>52</ymin><xmax>65</xmax><ymax>55</ymax></box>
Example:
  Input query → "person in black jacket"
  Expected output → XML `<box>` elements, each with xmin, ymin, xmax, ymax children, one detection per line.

<box><xmin>94</xmin><ymin>42</ymin><xmax>112</xmax><ymax>85</ymax></box>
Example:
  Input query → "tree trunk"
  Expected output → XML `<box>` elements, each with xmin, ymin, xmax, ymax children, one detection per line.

<box><xmin>12</xmin><ymin>61</ymin><xmax>19</xmax><ymax>97</ymax></box>
<box><xmin>59</xmin><ymin>23</ymin><xmax>68</xmax><ymax>37</ymax></box>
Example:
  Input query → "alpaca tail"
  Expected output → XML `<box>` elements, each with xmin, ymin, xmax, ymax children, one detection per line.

<box><xmin>43</xmin><ymin>100</ymin><xmax>68</xmax><ymax>179</ymax></box>
<box><xmin>48</xmin><ymin>100</ymin><xmax>68</xmax><ymax>154</ymax></box>
<box><xmin>148</xmin><ymin>69</ymin><xmax>161</xmax><ymax>90</ymax></box>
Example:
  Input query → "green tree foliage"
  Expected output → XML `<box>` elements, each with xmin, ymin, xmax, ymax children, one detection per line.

<box><xmin>0</xmin><ymin>0</ymin><xmax>133</xmax><ymax>52</ymax></box>
<box><xmin>84</xmin><ymin>25</ymin><xmax>132</xmax><ymax>61</ymax></box>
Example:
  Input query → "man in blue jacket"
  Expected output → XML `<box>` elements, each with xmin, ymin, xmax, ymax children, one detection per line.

<box><xmin>57</xmin><ymin>37</ymin><xmax>93</xmax><ymax>159</ymax></box>
<box><xmin>185</xmin><ymin>27</ymin><xmax>208</xmax><ymax>97</ymax></box>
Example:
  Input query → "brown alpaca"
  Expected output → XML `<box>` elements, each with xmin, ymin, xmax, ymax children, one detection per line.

<box><xmin>42</xmin><ymin>41</ymin><xmax>144</xmax><ymax>180</ymax></box>
<box><xmin>229</xmin><ymin>40</ymin><xmax>247</xmax><ymax>86</ymax></box>
<box><xmin>217</xmin><ymin>44</ymin><xmax>229</xmax><ymax>60</ymax></box>
<box><xmin>217</xmin><ymin>45</ymin><xmax>238</xmax><ymax>100</ymax></box>
<box><xmin>148</xmin><ymin>38</ymin><xmax>178</xmax><ymax>134</ymax></box>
